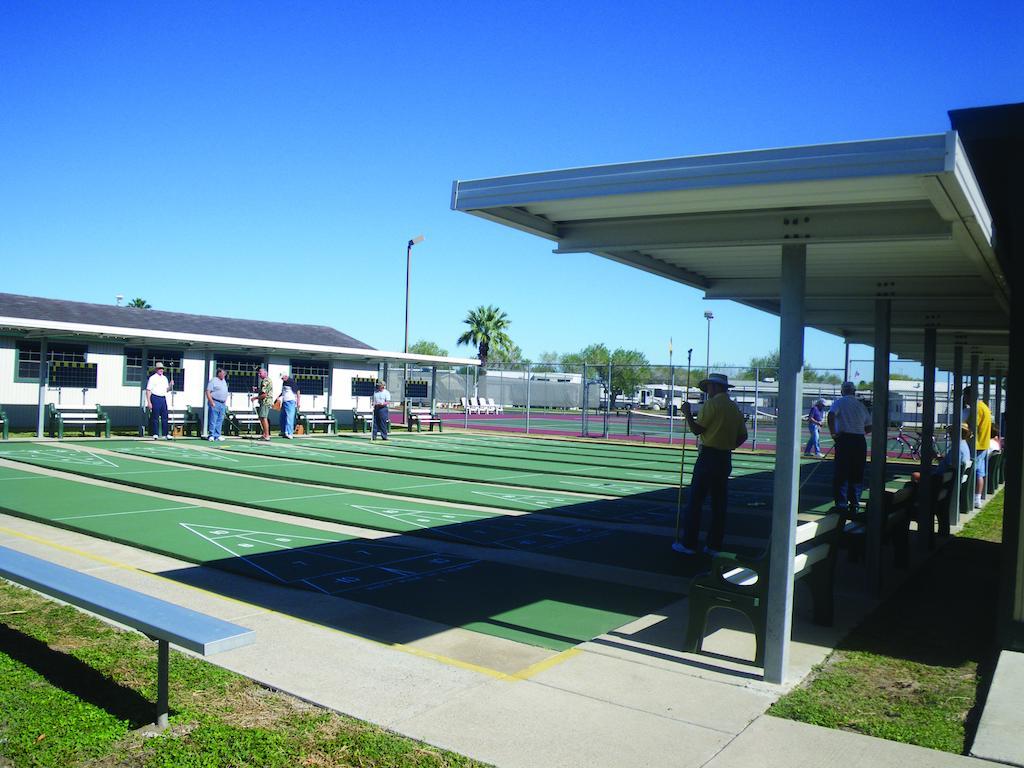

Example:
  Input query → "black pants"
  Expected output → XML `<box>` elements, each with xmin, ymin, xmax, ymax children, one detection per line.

<box><xmin>683</xmin><ymin>447</ymin><xmax>732</xmax><ymax>550</ymax></box>
<box><xmin>150</xmin><ymin>395</ymin><xmax>169</xmax><ymax>437</ymax></box>
<box><xmin>833</xmin><ymin>433</ymin><xmax>867</xmax><ymax>510</ymax></box>
<box><xmin>372</xmin><ymin>405</ymin><xmax>389</xmax><ymax>439</ymax></box>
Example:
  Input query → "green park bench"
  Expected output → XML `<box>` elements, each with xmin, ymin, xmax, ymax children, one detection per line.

<box><xmin>47</xmin><ymin>403</ymin><xmax>111</xmax><ymax>438</ymax></box>
<box><xmin>0</xmin><ymin>545</ymin><xmax>254</xmax><ymax>730</ymax></box>
<box><xmin>408</xmin><ymin>407</ymin><xmax>443</xmax><ymax>432</ymax></box>
<box><xmin>298</xmin><ymin>408</ymin><xmax>337</xmax><ymax>435</ymax></box>
<box><xmin>141</xmin><ymin>405</ymin><xmax>203</xmax><ymax>437</ymax></box>
<box><xmin>684</xmin><ymin>511</ymin><xmax>844</xmax><ymax>668</ymax></box>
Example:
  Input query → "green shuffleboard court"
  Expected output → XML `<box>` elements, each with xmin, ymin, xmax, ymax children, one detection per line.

<box><xmin>0</xmin><ymin>444</ymin><xmax>719</xmax><ymax>575</ymax></box>
<box><xmin>0</xmin><ymin>463</ymin><xmax>678</xmax><ymax>650</ymax></box>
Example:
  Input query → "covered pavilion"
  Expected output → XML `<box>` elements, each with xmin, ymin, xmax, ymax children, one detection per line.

<box><xmin>451</xmin><ymin>103</ymin><xmax>1020</xmax><ymax>684</ymax></box>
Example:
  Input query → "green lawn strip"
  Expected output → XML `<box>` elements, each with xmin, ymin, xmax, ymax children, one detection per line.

<box><xmin>0</xmin><ymin>444</ymin><xmax>693</xmax><ymax>575</ymax></box>
<box><xmin>0</xmin><ymin>581</ymin><xmax>488</xmax><ymax>768</ymax></box>
<box><xmin>0</xmin><ymin>465</ymin><xmax>678</xmax><ymax>649</ymax></box>
<box><xmin>768</xmin><ymin>490</ymin><xmax>1005</xmax><ymax>753</ymax></box>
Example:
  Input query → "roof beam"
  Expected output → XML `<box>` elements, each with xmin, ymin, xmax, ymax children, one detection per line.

<box><xmin>553</xmin><ymin>203</ymin><xmax>951</xmax><ymax>253</ymax></box>
<box><xmin>468</xmin><ymin>207</ymin><xmax>559</xmax><ymax>240</ymax></box>
<box><xmin>804</xmin><ymin>309</ymin><xmax>1005</xmax><ymax>329</ymax></box>
<box><xmin>705</xmin><ymin>276</ymin><xmax>990</xmax><ymax>300</ymax></box>
<box><xmin>587</xmin><ymin>250</ymin><xmax>710</xmax><ymax>289</ymax></box>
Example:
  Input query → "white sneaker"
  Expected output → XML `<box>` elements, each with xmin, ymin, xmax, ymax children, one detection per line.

<box><xmin>216</xmin><ymin>436</ymin><xmax>225</xmax><ymax>442</ymax></box>
<box><xmin>208</xmin><ymin>436</ymin><xmax>215</xmax><ymax>442</ymax></box>
<box><xmin>164</xmin><ymin>435</ymin><xmax>173</xmax><ymax>441</ymax></box>
<box><xmin>152</xmin><ymin>436</ymin><xmax>159</xmax><ymax>441</ymax></box>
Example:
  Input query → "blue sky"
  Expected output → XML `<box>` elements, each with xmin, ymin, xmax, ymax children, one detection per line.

<box><xmin>2</xmin><ymin>1</ymin><xmax>1021</xmax><ymax>373</ymax></box>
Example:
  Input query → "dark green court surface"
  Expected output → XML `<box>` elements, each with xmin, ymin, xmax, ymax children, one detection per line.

<box><xmin>0</xmin><ymin>463</ymin><xmax>678</xmax><ymax>650</ymax></box>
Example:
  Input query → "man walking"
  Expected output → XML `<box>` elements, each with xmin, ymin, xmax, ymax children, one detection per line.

<box><xmin>205</xmin><ymin>367</ymin><xmax>228</xmax><ymax>441</ymax></box>
<box><xmin>278</xmin><ymin>372</ymin><xmax>301</xmax><ymax>439</ymax></box>
<box><xmin>827</xmin><ymin>382</ymin><xmax>872</xmax><ymax>511</ymax></box>
<box><xmin>145</xmin><ymin>362</ymin><xmax>172</xmax><ymax>440</ymax></box>
<box><xmin>372</xmin><ymin>380</ymin><xmax>391</xmax><ymax>441</ymax></box>
<box><xmin>250</xmin><ymin>367</ymin><xmax>273</xmax><ymax>441</ymax></box>
<box><xmin>678</xmin><ymin>372</ymin><xmax>748</xmax><ymax>555</ymax></box>
<box><xmin>805</xmin><ymin>398</ymin><xmax>825</xmax><ymax>458</ymax></box>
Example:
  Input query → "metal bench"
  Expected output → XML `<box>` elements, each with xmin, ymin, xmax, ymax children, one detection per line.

<box><xmin>141</xmin><ymin>405</ymin><xmax>203</xmax><ymax>437</ymax></box>
<box><xmin>0</xmin><ymin>406</ymin><xmax>8</xmax><ymax>440</ymax></box>
<box><xmin>47</xmin><ymin>403</ymin><xmax>111</xmax><ymax>438</ymax></box>
<box><xmin>227</xmin><ymin>410</ymin><xmax>263</xmax><ymax>436</ymax></box>
<box><xmin>0</xmin><ymin>545</ymin><xmax>254</xmax><ymax>729</ymax></box>
<box><xmin>684</xmin><ymin>511</ymin><xmax>844</xmax><ymax>668</ymax></box>
<box><xmin>298</xmin><ymin>408</ymin><xmax>337</xmax><ymax>435</ymax></box>
<box><xmin>408</xmin><ymin>407</ymin><xmax>443</xmax><ymax>432</ymax></box>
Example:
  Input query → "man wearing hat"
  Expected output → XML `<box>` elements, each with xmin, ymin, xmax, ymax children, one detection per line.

<box><xmin>371</xmin><ymin>380</ymin><xmax>391</xmax><ymax>441</ymax></box>
<box><xmin>144</xmin><ymin>362</ymin><xmax>172</xmax><ymax>440</ymax></box>
<box><xmin>827</xmin><ymin>381</ymin><xmax>872</xmax><ymax>512</ymax></box>
<box><xmin>678</xmin><ymin>372</ymin><xmax>748</xmax><ymax>555</ymax></box>
<box><xmin>804</xmin><ymin>398</ymin><xmax>826</xmax><ymax>458</ymax></box>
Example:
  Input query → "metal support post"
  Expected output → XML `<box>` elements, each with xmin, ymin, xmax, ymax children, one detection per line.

<box><xmin>464</xmin><ymin>368</ymin><xmax>470</xmax><ymax>429</ymax></box>
<box><xmin>752</xmin><ymin>368</ymin><xmax>760</xmax><ymax>451</ymax></box>
<box><xmin>995</xmin><ymin>373</ymin><xmax>1003</xmax><ymax>436</ymax></box>
<box><xmin>36</xmin><ymin>340</ymin><xmax>48</xmax><ymax>437</ymax></box>
<box><xmin>430</xmin><ymin>365</ymin><xmax>437</xmax><ymax>415</ymax></box>
<box><xmin>950</xmin><ymin>346</ymin><xmax>964</xmax><ymax>531</ymax></box>
<box><xmin>668</xmin><ymin>364</ymin><xmax>676</xmax><ymax>444</ymax></box>
<box><xmin>969</xmin><ymin>353</ymin><xmax>980</xmax><ymax>506</ymax></box>
<box><xmin>156</xmin><ymin>639</ymin><xmax>169</xmax><ymax>730</ymax></box>
<box><xmin>983</xmin><ymin>362</ymin><xmax>991</xmax><ymax>405</ymax></box>
<box><xmin>525</xmin><ymin>363</ymin><xmax>532</xmax><ymax>434</ymax></box>
<box><xmin>867</xmin><ymin>298</ymin><xmax>892</xmax><ymax>596</ymax></box>
<box><xmin>920</xmin><ymin>329</ymin><xmax>937</xmax><ymax>548</ymax></box>
<box><xmin>843</xmin><ymin>338</ymin><xmax>851</xmax><ymax>382</ymax></box>
<box><xmin>605</xmin><ymin>360</ymin><xmax>612</xmax><ymax>438</ymax></box>
<box><xmin>764</xmin><ymin>244</ymin><xmax>805</xmax><ymax>684</ymax></box>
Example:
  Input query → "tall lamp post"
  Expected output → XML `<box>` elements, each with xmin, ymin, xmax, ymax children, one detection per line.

<box><xmin>404</xmin><ymin>235</ymin><xmax>424</xmax><ymax>408</ymax></box>
<box><xmin>704</xmin><ymin>310</ymin><xmax>714</xmax><ymax>375</ymax></box>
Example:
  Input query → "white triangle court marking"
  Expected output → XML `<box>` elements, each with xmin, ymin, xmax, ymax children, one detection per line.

<box><xmin>470</xmin><ymin>491</ymin><xmax>580</xmax><ymax>507</ymax></box>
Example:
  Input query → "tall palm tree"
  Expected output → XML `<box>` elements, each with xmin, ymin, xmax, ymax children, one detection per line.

<box><xmin>457</xmin><ymin>305</ymin><xmax>513</xmax><ymax>371</ymax></box>
<box><xmin>128</xmin><ymin>298</ymin><xmax>152</xmax><ymax>309</ymax></box>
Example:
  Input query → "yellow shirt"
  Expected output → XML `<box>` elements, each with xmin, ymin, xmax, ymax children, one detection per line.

<box><xmin>976</xmin><ymin>400</ymin><xmax>993</xmax><ymax>451</ymax></box>
<box><xmin>696</xmin><ymin>393</ymin><xmax>747</xmax><ymax>451</ymax></box>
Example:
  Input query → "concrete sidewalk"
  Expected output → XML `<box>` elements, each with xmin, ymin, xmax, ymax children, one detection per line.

<box><xmin>0</xmin><ymin>511</ymin><xmax>994</xmax><ymax>768</ymax></box>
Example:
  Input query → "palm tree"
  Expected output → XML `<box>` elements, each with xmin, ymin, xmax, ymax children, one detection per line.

<box><xmin>128</xmin><ymin>298</ymin><xmax>152</xmax><ymax>309</ymax></box>
<box><xmin>457</xmin><ymin>305</ymin><xmax>513</xmax><ymax>371</ymax></box>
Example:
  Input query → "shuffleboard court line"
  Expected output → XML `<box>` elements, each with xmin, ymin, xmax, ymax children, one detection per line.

<box><xmin>55</xmin><ymin>504</ymin><xmax>201</xmax><ymax>522</ymax></box>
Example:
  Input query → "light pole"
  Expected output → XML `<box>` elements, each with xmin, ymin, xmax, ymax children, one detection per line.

<box><xmin>404</xmin><ymin>235</ymin><xmax>425</xmax><ymax>354</ymax></box>
<box><xmin>704</xmin><ymin>310</ymin><xmax>714</xmax><ymax>375</ymax></box>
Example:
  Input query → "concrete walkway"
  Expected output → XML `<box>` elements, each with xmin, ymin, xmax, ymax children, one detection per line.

<box><xmin>0</xmin><ymin>509</ymin><xmax>993</xmax><ymax>768</ymax></box>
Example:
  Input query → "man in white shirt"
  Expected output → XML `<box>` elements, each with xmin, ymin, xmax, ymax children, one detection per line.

<box><xmin>827</xmin><ymin>381</ymin><xmax>872</xmax><ymax>511</ymax></box>
<box><xmin>371</xmin><ymin>380</ymin><xmax>391</xmax><ymax>441</ymax></box>
<box><xmin>145</xmin><ymin>362</ymin><xmax>173</xmax><ymax>440</ymax></box>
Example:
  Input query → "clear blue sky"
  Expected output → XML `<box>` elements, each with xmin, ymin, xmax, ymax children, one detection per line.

<box><xmin>2</xmin><ymin>1</ymin><xmax>1021</xmax><ymax>373</ymax></box>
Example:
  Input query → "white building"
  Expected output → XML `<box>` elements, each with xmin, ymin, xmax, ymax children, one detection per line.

<box><xmin>0</xmin><ymin>292</ymin><xmax>478</xmax><ymax>433</ymax></box>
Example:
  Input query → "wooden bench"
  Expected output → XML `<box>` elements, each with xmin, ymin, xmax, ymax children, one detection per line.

<box><xmin>408</xmin><ymin>407</ymin><xmax>443</xmax><ymax>432</ymax></box>
<box><xmin>352</xmin><ymin>409</ymin><xmax>376</xmax><ymax>433</ymax></box>
<box><xmin>141</xmin><ymin>405</ymin><xmax>203</xmax><ymax>437</ymax></box>
<box><xmin>684</xmin><ymin>511</ymin><xmax>843</xmax><ymax>668</ymax></box>
<box><xmin>47</xmin><ymin>403</ymin><xmax>111</xmax><ymax>438</ymax></box>
<box><xmin>298</xmin><ymin>408</ymin><xmax>337</xmax><ymax>435</ymax></box>
<box><xmin>226</xmin><ymin>410</ymin><xmax>264</xmax><ymax>436</ymax></box>
<box><xmin>0</xmin><ymin>406</ymin><xmax>7</xmax><ymax>440</ymax></box>
<box><xmin>0</xmin><ymin>545</ymin><xmax>254</xmax><ymax>729</ymax></box>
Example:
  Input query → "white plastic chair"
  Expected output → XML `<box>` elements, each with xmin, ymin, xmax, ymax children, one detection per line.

<box><xmin>487</xmin><ymin>397</ymin><xmax>504</xmax><ymax>414</ymax></box>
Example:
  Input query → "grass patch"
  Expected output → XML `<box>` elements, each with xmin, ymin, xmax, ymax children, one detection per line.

<box><xmin>0</xmin><ymin>581</ymin><xmax>488</xmax><ymax>768</ymax></box>
<box><xmin>769</xmin><ymin>489</ymin><xmax>1004</xmax><ymax>753</ymax></box>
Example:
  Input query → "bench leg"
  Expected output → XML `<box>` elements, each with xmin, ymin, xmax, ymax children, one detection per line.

<box><xmin>156</xmin><ymin>639</ymin><xmax>169</xmax><ymax>730</ymax></box>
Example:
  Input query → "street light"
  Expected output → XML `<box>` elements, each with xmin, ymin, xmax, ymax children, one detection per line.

<box><xmin>704</xmin><ymin>310</ymin><xmax>714</xmax><ymax>374</ymax></box>
<box><xmin>404</xmin><ymin>235</ymin><xmax>424</xmax><ymax>354</ymax></box>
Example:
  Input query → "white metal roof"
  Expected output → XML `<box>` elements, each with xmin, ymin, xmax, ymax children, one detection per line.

<box><xmin>453</xmin><ymin>132</ymin><xmax>1008</xmax><ymax>371</ymax></box>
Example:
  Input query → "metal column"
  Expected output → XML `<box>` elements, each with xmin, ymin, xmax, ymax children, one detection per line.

<box><xmin>983</xmin><ymin>362</ymin><xmax>991</xmax><ymax>405</ymax></box>
<box><xmin>604</xmin><ymin>360</ymin><xmax>612</xmax><ymax>438</ymax></box>
<box><xmin>843</xmin><ymin>338</ymin><xmax>851</xmax><ymax>382</ymax></box>
<box><xmin>156</xmin><ymin>639</ymin><xmax>169</xmax><ymax>730</ymax></box>
<box><xmin>525</xmin><ymin>363</ymin><xmax>532</xmax><ymax>434</ymax></box>
<box><xmin>867</xmin><ymin>298</ymin><xmax>891</xmax><ymax>596</ymax></box>
<box><xmin>995</xmin><ymin>373</ymin><xmax>1003</xmax><ymax>436</ymax></box>
<box><xmin>464</xmin><ymin>368</ymin><xmax>470</xmax><ymax>429</ymax></box>
<box><xmin>969</xmin><ymin>353</ymin><xmax>980</xmax><ymax>507</ymax></box>
<box><xmin>764</xmin><ymin>244</ymin><xmax>805</xmax><ymax>685</ymax></box>
<box><xmin>919</xmin><ymin>329</ymin><xmax>937</xmax><ymax>549</ymax></box>
<box><xmin>36</xmin><ymin>340</ymin><xmax>48</xmax><ymax>437</ymax></box>
<box><xmin>752</xmin><ymin>368</ymin><xmax>760</xmax><ymax>451</ymax></box>
<box><xmin>668</xmin><ymin>364</ymin><xmax>676</xmax><ymax>445</ymax></box>
<box><xmin>950</xmin><ymin>346</ymin><xmax>964</xmax><ymax>531</ymax></box>
<box><xmin>430</xmin><ymin>365</ymin><xmax>437</xmax><ymax>415</ymax></box>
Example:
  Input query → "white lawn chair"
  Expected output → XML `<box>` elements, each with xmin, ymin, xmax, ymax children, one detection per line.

<box><xmin>470</xmin><ymin>396</ymin><xmax>488</xmax><ymax>414</ymax></box>
<box><xmin>487</xmin><ymin>397</ymin><xmax>504</xmax><ymax>415</ymax></box>
<box><xmin>460</xmin><ymin>396</ymin><xmax>470</xmax><ymax>412</ymax></box>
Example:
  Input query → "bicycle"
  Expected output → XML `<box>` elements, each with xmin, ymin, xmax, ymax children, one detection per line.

<box><xmin>889</xmin><ymin>424</ymin><xmax>939</xmax><ymax>461</ymax></box>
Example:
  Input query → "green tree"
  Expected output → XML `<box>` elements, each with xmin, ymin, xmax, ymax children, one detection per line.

<box><xmin>128</xmin><ymin>298</ymin><xmax>152</xmax><ymax>309</ymax></box>
<box><xmin>456</xmin><ymin>305</ymin><xmax>513</xmax><ymax>371</ymax></box>
<box><xmin>609</xmin><ymin>348</ymin><xmax>650</xmax><ymax>407</ymax></box>
<box><xmin>488</xmin><ymin>343</ymin><xmax>529</xmax><ymax>366</ymax></box>
<box><xmin>532</xmin><ymin>351</ymin><xmax>561</xmax><ymax>373</ymax></box>
<box><xmin>408</xmin><ymin>340</ymin><xmax>449</xmax><ymax>357</ymax></box>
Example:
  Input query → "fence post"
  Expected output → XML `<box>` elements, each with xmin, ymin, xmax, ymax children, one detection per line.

<box><xmin>525</xmin><ymin>363</ymin><xmax>532</xmax><ymax>434</ymax></box>
<box><xmin>464</xmin><ymin>367</ymin><xmax>470</xmax><ymax>429</ymax></box>
<box><xmin>581</xmin><ymin>363</ymin><xmax>588</xmax><ymax>437</ymax></box>
<box><xmin>668</xmin><ymin>364</ymin><xmax>676</xmax><ymax>445</ymax></box>
<box><xmin>752</xmin><ymin>368</ymin><xmax>760</xmax><ymax>451</ymax></box>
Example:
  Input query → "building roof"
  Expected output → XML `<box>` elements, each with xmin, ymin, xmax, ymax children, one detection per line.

<box><xmin>0</xmin><ymin>293</ymin><xmax>374</xmax><ymax>349</ymax></box>
<box><xmin>0</xmin><ymin>292</ymin><xmax>480</xmax><ymax>367</ymax></box>
<box><xmin>452</xmin><ymin>131</ymin><xmax>1009</xmax><ymax>371</ymax></box>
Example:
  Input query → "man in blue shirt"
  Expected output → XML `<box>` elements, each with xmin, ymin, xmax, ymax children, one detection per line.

<box><xmin>804</xmin><ymin>399</ymin><xmax>825</xmax><ymax>458</ymax></box>
<box><xmin>372</xmin><ymin>381</ymin><xmax>391</xmax><ymax>441</ymax></box>
<box><xmin>205</xmin><ymin>368</ymin><xmax>229</xmax><ymax>441</ymax></box>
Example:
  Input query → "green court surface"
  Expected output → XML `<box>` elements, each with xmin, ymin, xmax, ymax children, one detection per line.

<box><xmin>0</xmin><ymin>444</ymin><xmax>711</xmax><ymax>575</ymax></box>
<box><xmin>0</xmin><ymin>463</ymin><xmax>678</xmax><ymax>651</ymax></box>
<box><xmin>77</xmin><ymin>440</ymin><xmax>677</xmax><ymax>521</ymax></box>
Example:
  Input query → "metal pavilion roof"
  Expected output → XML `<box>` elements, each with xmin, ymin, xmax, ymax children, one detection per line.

<box><xmin>452</xmin><ymin>132</ymin><xmax>1009</xmax><ymax>371</ymax></box>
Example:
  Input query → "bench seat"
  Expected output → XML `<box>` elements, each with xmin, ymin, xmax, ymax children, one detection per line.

<box><xmin>408</xmin><ymin>407</ymin><xmax>442</xmax><ymax>432</ymax></box>
<box><xmin>141</xmin><ymin>406</ymin><xmax>202</xmax><ymax>437</ymax></box>
<box><xmin>47</xmin><ymin>404</ymin><xmax>111</xmax><ymax>438</ymax></box>
<box><xmin>0</xmin><ymin>545</ymin><xmax>254</xmax><ymax>729</ymax></box>
<box><xmin>227</xmin><ymin>411</ymin><xmax>264</xmax><ymax>436</ymax></box>
<box><xmin>298</xmin><ymin>409</ymin><xmax>337</xmax><ymax>435</ymax></box>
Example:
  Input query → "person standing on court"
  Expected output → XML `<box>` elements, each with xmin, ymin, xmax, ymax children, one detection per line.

<box><xmin>827</xmin><ymin>381</ymin><xmax>872</xmax><ymax>511</ymax></box>
<box><xmin>250</xmin><ymin>367</ymin><xmax>273</xmax><ymax>441</ymax></box>
<box><xmin>372</xmin><ymin>380</ymin><xmax>391</xmax><ymax>441</ymax></box>
<box><xmin>278</xmin><ymin>372</ymin><xmax>301</xmax><ymax>439</ymax></box>
<box><xmin>205</xmin><ymin>367</ymin><xmax>228</xmax><ymax>442</ymax></box>
<box><xmin>804</xmin><ymin>398</ymin><xmax>825</xmax><ymax>458</ymax></box>
<box><xmin>962</xmin><ymin>385</ymin><xmax>993</xmax><ymax>508</ymax></box>
<box><xmin>145</xmin><ymin>362</ymin><xmax>173</xmax><ymax>440</ymax></box>
<box><xmin>678</xmin><ymin>372</ymin><xmax>748</xmax><ymax>555</ymax></box>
